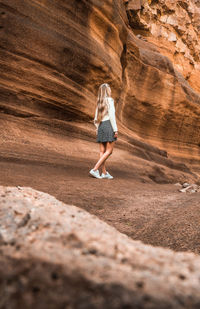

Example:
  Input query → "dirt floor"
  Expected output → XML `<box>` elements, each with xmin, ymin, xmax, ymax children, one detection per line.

<box><xmin>1</xmin><ymin>147</ymin><xmax>200</xmax><ymax>255</ymax></box>
<box><xmin>1</xmin><ymin>117</ymin><xmax>200</xmax><ymax>255</ymax></box>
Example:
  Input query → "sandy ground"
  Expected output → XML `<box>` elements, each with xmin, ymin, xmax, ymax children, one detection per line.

<box><xmin>1</xmin><ymin>142</ymin><xmax>200</xmax><ymax>255</ymax></box>
<box><xmin>1</xmin><ymin>117</ymin><xmax>200</xmax><ymax>255</ymax></box>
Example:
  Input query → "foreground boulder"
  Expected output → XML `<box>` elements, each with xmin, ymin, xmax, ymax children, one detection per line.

<box><xmin>1</xmin><ymin>186</ymin><xmax>200</xmax><ymax>308</ymax></box>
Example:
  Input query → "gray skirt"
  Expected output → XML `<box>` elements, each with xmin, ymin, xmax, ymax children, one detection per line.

<box><xmin>97</xmin><ymin>120</ymin><xmax>117</xmax><ymax>143</ymax></box>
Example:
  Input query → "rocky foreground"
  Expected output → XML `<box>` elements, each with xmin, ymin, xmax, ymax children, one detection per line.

<box><xmin>1</xmin><ymin>186</ymin><xmax>200</xmax><ymax>309</ymax></box>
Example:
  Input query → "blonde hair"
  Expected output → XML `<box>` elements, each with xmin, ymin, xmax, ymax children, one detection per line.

<box><xmin>96</xmin><ymin>83</ymin><xmax>112</xmax><ymax>123</ymax></box>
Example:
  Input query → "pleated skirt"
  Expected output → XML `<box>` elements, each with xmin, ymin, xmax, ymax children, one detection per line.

<box><xmin>96</xmin><ymin>120</ymin><xmax>117</xmax><ymax>143</ymax></box>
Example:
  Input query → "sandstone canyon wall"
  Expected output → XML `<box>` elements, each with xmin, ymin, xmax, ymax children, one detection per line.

<box><xmin>123</xmin><ymin>0</ymin><xmax>200</xmax><ymax>165</ymax></box>
<box><xmin>0</xmin><ymin>0</ymin><xmax>127</xmax><ymax>120</ymax></box>
<box><xmin>0</xmin><ymin>0</ymin><xmax>200</xmax><ymax>171</ymax></box>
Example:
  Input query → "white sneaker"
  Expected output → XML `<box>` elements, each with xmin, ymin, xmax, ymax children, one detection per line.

<box><xmin>101</xmin><ymin>172</ymin><xmax>113</xmax><ymax>179</ymax></box>
<box><xmin>89</xmin><ymin>169</ymin><xmax>101</xmax><ymax>179</ymax></box>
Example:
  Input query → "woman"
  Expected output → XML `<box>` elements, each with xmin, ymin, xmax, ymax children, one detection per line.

<box><xmin>89</xmin><ymin>83</ymin><xmax>118</xmax><ymax>179</ymax></box>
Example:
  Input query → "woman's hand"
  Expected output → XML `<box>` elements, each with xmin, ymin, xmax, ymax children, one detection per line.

<box><xmin>114</xmin><ymin>131</ymin><xmax>118</xmax><ymax>138</ymax></box>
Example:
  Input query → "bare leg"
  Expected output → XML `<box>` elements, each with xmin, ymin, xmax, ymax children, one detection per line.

<box><xmin>99</xmin><ymin>142</ymin><xmax>107</xmax><ymax>174</ymax></box>
<box><xmin>93</xmin><ymin>142</ymin><xmax>115</xmax><ymax>171</ymax></box>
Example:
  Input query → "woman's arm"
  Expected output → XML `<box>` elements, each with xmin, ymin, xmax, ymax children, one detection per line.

<box><xmin>108</xmin><ymin>98</ymin><xmax>118</xmax><ymax>133</ymax></box>
<box><xmin>94</xmin><ymin>107</ymin><xmax>99</xmax><ymax>130</ymax></box>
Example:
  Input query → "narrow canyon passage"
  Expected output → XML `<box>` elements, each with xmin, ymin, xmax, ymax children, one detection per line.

<box><xmin>1</xmin><ymin>1</ymin><xmax>200</xmax><ymax>307</ymax></box>
<box><xmin>1</xmin><ymin>152</ymin><xmax>200</xmax><ymax>255</ymax></box>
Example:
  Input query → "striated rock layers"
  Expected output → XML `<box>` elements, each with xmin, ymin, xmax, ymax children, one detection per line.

<box><xmin>123</xmin><ymin>0</ymin><xmax>200</xmax><ymax>165</ymax></box>
<box><xmin>1</xmin><ymin>185</ymin><xmax>200</xmax><ymax>308</ymax></box>
<box><xmin>0</xmin><ymin>1</ymin><xmax>200</xmax><ymax>170</ymax></box>
<box><xmin>0</xmin><ymin>0</ymin><xmax>127</xmax><ymax>120</ymax></box>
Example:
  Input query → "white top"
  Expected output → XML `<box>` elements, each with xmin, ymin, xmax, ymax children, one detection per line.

<box><xmin>94</xmin><ymin>97</ymin><xmax>118</xmax><ymax>132</ymax></box>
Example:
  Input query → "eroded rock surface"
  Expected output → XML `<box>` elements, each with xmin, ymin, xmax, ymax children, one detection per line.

<box><xmin>0</xmin><ymin>1</ymin><xmax>127</xmax><ymax>120</ymax></box>
<box><xmin>123</xmin><ymin>0</ymin><xmax>200</xmax><ymax>165</ymax></box>
<box><xmin>126</xmin><ymin>0</ymin><xmax>200</xmax><ymax>79</ymax></box>
<box><xmin>1</xmin><ymin>185</ymin><xmax>200</xmax><ymax>308</ymax></box>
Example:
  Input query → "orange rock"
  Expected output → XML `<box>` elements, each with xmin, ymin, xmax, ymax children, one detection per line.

<box><xmin>0</xmin><ymin>0</ymin><xmax>200</xmax><ymax>173</ymax></box>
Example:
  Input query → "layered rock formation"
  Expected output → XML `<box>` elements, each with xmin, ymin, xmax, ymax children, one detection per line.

<box><xmin>126</xmin><ymin>0</ymin><xmax>200</xmax><ymax>84</ymax></box>
<box><xmin>0</xmin><ymin>0</ymin><xmax>200</xmax><ymax>173</ymax></box>
<box><xmin>1</xmin><ymin>186</ymin><xmax>200</xmax><ymax>308</ymax></box>
<box><xmin>123</xmin><ymin>0</ymin><xmax>200</xmax><ymax>165</ymax></box>
<box><xmin>0</xmin><ymin>0</ymin><xmax>127</xmax><ymax>120</ymax></box>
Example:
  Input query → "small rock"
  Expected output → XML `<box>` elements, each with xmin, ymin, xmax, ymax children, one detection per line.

<box><xmin>179</xmin><ymin>185</ymin><xmax>192</xmax><ymax>193</ymax></box>
<box><xmin>182</xmin><ymin>183</ymin><xmax>190</xmax><ymax>188</ymax></box>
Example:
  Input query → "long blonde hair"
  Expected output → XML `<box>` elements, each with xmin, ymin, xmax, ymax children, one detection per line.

<box><xmin>96</xmin><ymin>83</ymin><xmax>112</xmax><ymax>123</ymax></box>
